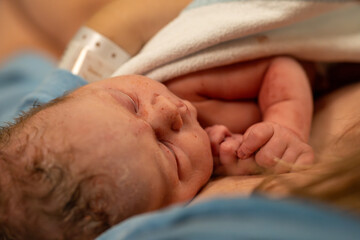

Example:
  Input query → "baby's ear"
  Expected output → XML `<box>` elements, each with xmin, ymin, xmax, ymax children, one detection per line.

<box><xmin>62</xmin><ymin>175</ymin><xmax>117</xmax><ymax>238</ymax></box>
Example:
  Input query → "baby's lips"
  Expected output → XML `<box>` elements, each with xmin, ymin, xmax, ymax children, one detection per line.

<box><xmin>212</xmin><ymin>156</ymin><xmax>221</xmax><ymax>169</ymax></box>
<box><xmin>210</xmin><ymin>142</ymin><xmax>220</xmax><ymax>156</ymax></box>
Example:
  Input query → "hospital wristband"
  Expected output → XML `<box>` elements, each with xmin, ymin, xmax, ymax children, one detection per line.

<box><xmin>59</xmin><ymin>26</ymin><xmax>130</xmax><ymax>83</ymax></box>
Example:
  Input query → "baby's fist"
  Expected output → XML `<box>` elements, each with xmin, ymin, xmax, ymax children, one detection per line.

<box><xmin>206</xmin><ymin>125</ymin><xmax>262</xmax><ymax>175</ymax></box>
<box><xmin>237</xmin><ymin>122</ymin><xmax>314</xmax><ymax>174</ymax></box>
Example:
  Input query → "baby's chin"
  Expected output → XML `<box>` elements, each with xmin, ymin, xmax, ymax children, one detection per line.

<box><xmin>170</xmin><ymin>159</ymin><xmax>213</xmax><ymax>206</ymax></box>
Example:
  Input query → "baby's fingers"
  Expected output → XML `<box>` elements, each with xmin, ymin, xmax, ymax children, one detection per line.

<box><xmin>292</xmin><ymin>147</ymin><xmax>315</xmax><ymax>172</ymax></box>
<box><xmin>272</xmin><ymin>148</ymin><xmax>298</xmax><ymax>174</ymax></box>
<box><xmin>237</xmin><ymin>123</ymin><xmax>274</xmax><ymax>159</ymax></box>
<box><xmin>219</xmin><ymin>134</ymin><xmax>243</xmax><ymax>165</ymax></box>
<box><xmin>205</xmin><ymin>125</ymin><xmax>231</xmax><ymax>156</ymax></box>
<box><xmin>254</xmin><ymin>136</ymin><xmax>287</xmax><ymax>169</ymax></box>
<box><xmin>273</xmin><ymin>144</ymin><xmax>314</xmax><ymax>174</ymax></box>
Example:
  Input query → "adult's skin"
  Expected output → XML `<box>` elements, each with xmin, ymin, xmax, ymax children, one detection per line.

<box><xmin>0</xmin><ymin>0</ymin><xmax>112</xmax><ymax>62</ymax></box>
<box><xmin>0</xmin><ymin>0</ymin><xmax>192</xmax><ymax>63</ymax></box>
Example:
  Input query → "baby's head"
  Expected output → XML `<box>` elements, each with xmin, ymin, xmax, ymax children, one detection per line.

<box><xmin>0</xmin><ymin>75</ymin><xmax>213</xmax><ymax>239</ymax></box>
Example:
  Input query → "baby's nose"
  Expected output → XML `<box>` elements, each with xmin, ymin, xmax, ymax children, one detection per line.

<box><xmin>148</xmin><ymin>94</ymin><xmax>186</xmax><ymax>135</ymax></box>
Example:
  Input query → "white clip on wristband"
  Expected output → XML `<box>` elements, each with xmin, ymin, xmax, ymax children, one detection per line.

<box><xmin>59</xmin><ymin>26</ymin><xmax>130</xmax><ymax>82</ymax></box>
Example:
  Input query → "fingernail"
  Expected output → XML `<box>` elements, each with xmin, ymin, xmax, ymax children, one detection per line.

<box><xmin>237</xmin><ymin>150</ymin><xmax>246</xmax><ymax>159</ymax></box>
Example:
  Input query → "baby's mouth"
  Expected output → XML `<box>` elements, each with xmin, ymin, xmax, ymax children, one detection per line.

<box><xmin>162</xmin><ymin>141</ymin><xmax>181</xmax><ymax>179</ymax></box>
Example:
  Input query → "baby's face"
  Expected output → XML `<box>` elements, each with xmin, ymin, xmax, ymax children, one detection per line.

<box><xmin>37</xmin><ymin>75</ymin><xmax>212</xmax><ymax>212</ymax></box>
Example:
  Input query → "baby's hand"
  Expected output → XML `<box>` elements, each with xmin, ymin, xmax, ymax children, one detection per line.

<box><xmin>237</xmin><ymin>122</ymin><xmax>314</xmax><ymax>174</ymax></box>
<box><xmin>205</xmin><ymin>125</ymin><xmax>263</xmax><ymax>175</ymax></box>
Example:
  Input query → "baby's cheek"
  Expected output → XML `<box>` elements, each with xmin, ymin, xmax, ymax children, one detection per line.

<box><xmin>185</xmin><ymin>129</ymin><xmax>210</xmax><ymax>160</ymax></box>
<box><xmin>197</xmin><ymin>131</ymin><xmax>213</xmax><ymax>178</ymax></box>
<box><xmin>132</xmin><ymin>120</ymin><xmax>152</xmax><ymax>137</ymax></box>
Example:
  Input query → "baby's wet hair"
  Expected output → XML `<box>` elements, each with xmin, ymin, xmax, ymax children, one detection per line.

<box><xmin>0</xmin><ymin>97</ymin><xmax>121</xmax><ymax>240</ymax></box>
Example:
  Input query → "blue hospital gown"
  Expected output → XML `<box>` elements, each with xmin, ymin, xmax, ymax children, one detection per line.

<box><xmin>98</xmin><ymin>196</ymin><xmax>360</xmax><ymax>240</ymax></box>
<box><xmin>0</xmin><ymin>52</ymin><xmax>86</xmax><ymax>126</ymax></box>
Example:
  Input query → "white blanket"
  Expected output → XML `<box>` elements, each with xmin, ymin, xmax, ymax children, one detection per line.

<box><xmin>112</xmin><ymin>0</ymin><xmax>360</xmax><ymax>82</ymax></box>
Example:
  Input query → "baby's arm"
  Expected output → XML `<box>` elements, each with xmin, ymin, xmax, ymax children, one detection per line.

<box><xmin>237</xmin><ymin>57</ymin><xmax>314</xmax><ymax>173</ymax></box>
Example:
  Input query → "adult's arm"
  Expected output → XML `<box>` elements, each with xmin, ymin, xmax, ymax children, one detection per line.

<box><xmin>86</xmin><ymin>0</ymin><xmax>192</xmax><ymax>56</ymax></box>
<box><xmin>0</xmin><ymin>0</ymin><xmax>191</xmax><ymax>63</ymax></box>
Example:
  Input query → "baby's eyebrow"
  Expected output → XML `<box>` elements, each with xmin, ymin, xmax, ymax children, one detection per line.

<box><xmin>14</xmin><ymin>93</ymin><xmax>73</xmax><ymax>127</ymax></box>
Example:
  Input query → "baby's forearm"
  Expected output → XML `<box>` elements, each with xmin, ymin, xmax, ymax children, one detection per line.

<box><xmin>86</xmin><ymin>0</ymin><xmax>191</xmax><ymax>56</ymax></box>
<box><xmin>259</xmin><ymin>57</ymin><xmax>313</xmax><ymax>142</ymax></box>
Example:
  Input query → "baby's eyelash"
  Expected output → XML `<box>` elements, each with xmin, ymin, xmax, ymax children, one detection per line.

<box><xmin>107</xmin><ymin>88</ymin><xmax>139</xmax><ymax>113</ymax></box>
<box><xmin>123</xmin><ymin>93</ymin><xmax>138</xmax><ymax>113</ymax></box>
<box><xmin>129</xmin><ymin>96</ymin><xmax>138</xmax><ymax>113</ymax></box>
<box><xmin>133</xmin><ymin>94</ymin><xmax>140</xmax><ymax>113</ymax></box>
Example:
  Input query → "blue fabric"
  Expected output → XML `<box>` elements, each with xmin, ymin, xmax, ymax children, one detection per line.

<box><xmin>0</xmin><ymin>52</ymin><xmax>87</xmax><ymax>126</ymax></box>
<box><xmin>98</xmin><ymin>196</ymin><xmax>360</xmax><ymax>240</ymax></box>
<box><xmin>186</xmin><ymin>0</ymin><xmax>358</xmax><ymax>11</ymax></box>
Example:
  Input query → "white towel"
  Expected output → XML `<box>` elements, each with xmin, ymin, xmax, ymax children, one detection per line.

<box><xmin>112</xmin><ymin>0</ymin><xmax>360</xmax><ymax>82</ymax></box>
